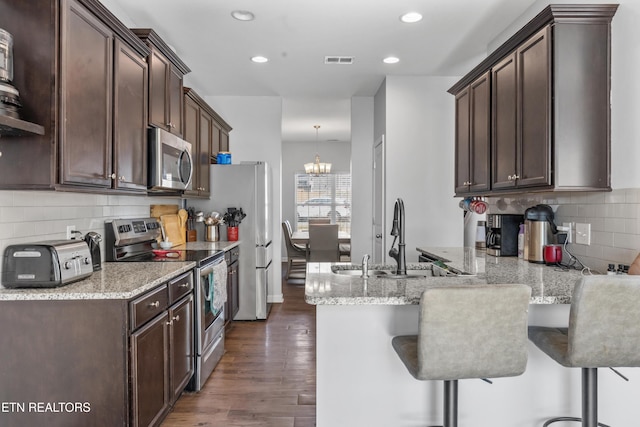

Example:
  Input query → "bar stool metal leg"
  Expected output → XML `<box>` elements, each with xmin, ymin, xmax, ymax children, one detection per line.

<box><xmin>541</xmin><ymin>368</ymin><xmax>610</xmax><ymax>427</ymax></box>
<box><xmin>444</xmin><ymin>380</ymin><xmax>458</xmax><ymax>427</ymax></box>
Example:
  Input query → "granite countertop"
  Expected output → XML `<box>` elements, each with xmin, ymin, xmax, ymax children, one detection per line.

<box><xmin>0</xmin><ymin>262</ymin><xmax>195</xmax><ymax>301</ymax></box>
<box><xmin>0</xmin><ymin>240</ymin><xmax>240</xmax><ymax>301</ymax></box>
<box><xmin>305</xmin><ymin>247</ymin><xmax>586</xmax><ymax>306</ymax></box>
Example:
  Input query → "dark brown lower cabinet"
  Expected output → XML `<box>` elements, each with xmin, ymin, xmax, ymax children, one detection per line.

<box><xmin>0</xmin><ymin>271</ymin><xmax>194</xmax><ymax>427</ymax></box>
<box><xmin>130</xmin><ymin>310</ymin><xmax>170</xmax><ymax>427</ymax></box>
<box><xmin>225</xmin><ymin>246</ymin><xmax>240</xmax><ymax>324</ymax></box>
<box><xmin>130</xmin><ymin>275</ymin><xmax>194</xmax><ymax>427</ymax></box>
<box><xmin>169</xmin><ymin>295</ymin><xmax>195</xmax><ymax>399</ymax></box>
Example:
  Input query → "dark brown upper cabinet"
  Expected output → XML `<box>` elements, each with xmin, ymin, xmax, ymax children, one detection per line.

<box><xmin>492</xmin><ymin>27</ymin><xmax>551</xmax><ymax>191</ymax></box>
<box><xmin>0</xmin><ymin>0</ymin><xmax>150</xmax><ymax>193</ymax></box>
<box><xmin>183</xmin><ymin>87</ymin><xmax>232</xmax><ymax>199</ymax></box>
<box><xmin>454</xmin><ymin>71</ymin><xmax>491</xmax><ymax>195</ymax></box>
<box><xmin>449</xmin><ymin>4</ymin><xmax>618</xmax><ymax>196</ymax></box>
<box><xmin>132</xmin><ymin>29</ymin><xmax>190</xmax><ymax>138</ymax></box>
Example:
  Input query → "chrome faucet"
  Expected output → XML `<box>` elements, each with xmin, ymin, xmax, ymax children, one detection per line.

<box><xmin>388</xmin><ymin>198</ymin><xmax>406</xmax><ymax>275</ymax></box>
<box><xmin>361</xmin><ymin>254</ymin><xmax>370</xmax><ymax>278</ymax></box>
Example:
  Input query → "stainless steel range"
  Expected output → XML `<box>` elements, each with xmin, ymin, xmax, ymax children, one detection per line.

<box><xmin>105</xmin><ymin>218</ymin><xmax>227</xmax><ymax>391</ymax></box>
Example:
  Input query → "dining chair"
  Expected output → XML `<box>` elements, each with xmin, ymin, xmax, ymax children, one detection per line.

<box><xmin>281</xmin><ymin>222</ymin><xmax>307</xmax><ymax>279</ymax></box>
<box><xmin>284</xmin><ymin>220</ymin><xmax>305</xmax><ymax>251</ymax></box>
<box><xmin>307</xmin><ymin>224</ymin><xmax>340</xmax><ymax>262</ymax></box>
<box><xmin>339</xmin><ymin>242</ymin><xmax>351</xmax><ymax>261</ymax></box>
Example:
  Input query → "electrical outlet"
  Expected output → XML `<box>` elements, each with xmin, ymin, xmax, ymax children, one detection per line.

<box><xmin>561</xmin><ymin>222</ymin><xmax>573</xmax><ymax>243</ymax></box>
<box><xmin>575</xmin><ymin>223</ymin><xmax>591</xmax><ymax>245</ymax></box>
<box><xmin>66</xmin><ymin>225</ymin><xmax>77</xmax><ymax>240</ymax></box>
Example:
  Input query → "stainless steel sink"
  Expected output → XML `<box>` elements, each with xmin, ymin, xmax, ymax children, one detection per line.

<box><xmin>331</xmin><ymin>268</ymin><xmax>429</xmax><ymax>279</ymax></box>
<box><xmin>332</xmin><ymin>269</ymin><xmax>389</xmax><ymax>276</ymax></box>
<box><xmin>331</xmin><ymin>263</ymin><xmax>469</xmax><ymax>278</ymax></box>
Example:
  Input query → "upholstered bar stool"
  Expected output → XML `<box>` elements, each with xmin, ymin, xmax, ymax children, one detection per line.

<box><xmin>529</xmin><ymin>275</ymin><xmax>640</xmax><ymax>427</ymax></box>
<box><xmin>392</xmin><ymin>283</ymin><xmax>531</xmax><ymax>426</ymax></box>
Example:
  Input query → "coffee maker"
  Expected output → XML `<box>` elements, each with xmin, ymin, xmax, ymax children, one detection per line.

<box><xmin>524</xmin><ymin>204</ymin><xmax>558</xmax><ymax>263</ymax></box>
<box><xmin>486</xmin><ymin>214</ymin><xmax>523</xmax><ymax>257</ymax></box>
<box><xmin>0</xmin><ymin>28</ymin><xmax>22</xmax><ymax>119</ymax></box>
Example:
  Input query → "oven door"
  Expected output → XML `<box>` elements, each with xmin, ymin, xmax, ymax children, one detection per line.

<box><xmin>198</xmin><ymin>258</ymin><xmax>225</xmax><ymax>344</ymax></box>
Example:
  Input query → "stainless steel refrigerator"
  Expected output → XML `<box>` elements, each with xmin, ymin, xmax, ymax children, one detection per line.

<box><xmin>192</xmin><ymin>162</ymin><xmax>273</xmax><ymax>320</ymax></box>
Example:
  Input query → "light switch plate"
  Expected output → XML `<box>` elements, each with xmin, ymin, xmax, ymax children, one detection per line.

<box><xmin>575</xmin><ymin>223</ymin><xmax>591</xmax><ymax>245</ymax></box>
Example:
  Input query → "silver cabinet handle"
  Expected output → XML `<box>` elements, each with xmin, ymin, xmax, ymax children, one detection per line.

<box><xmin>172</xmin><ymin>315</ymin><xmax>180</xmax><ymax>322</ymax></box>
<box><xmin>107</xmin><ymin>173</ymin><xmax>116</xmax><ymax>179</ymax></box>
<box><xmin>179</xmin><ymin>283</ymin><xmax>189</xmax><ymax>288</ymax></box>
<box><xmin>149</xmin><ymin>301</ymin><xmax>160</xmax><ymax>308</ymax></box>
<box><xmin>513</xmin><ymin>174</ymin><xmax>520</xmax><ymax>179</ymax></box>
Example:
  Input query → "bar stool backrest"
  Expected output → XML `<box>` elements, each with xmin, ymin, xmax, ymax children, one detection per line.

<box><xmin>569</xmin><ymin>275</ymin><xmax>640</xmax><ymax>367</ymax></box>
<box><xmin>415</xmin><ymin>284</ymin><xmax>531</xmax><ymax>381</ymax></box>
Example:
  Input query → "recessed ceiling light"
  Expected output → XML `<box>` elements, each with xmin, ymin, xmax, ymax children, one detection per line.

<box><xmin>231</xmin><ymin>10</ymin><xmax>255</xmax><ymax>21</ymax></box>
<box><xmin>251</xmin><ymin>56</ymin><xmax>269</xmax><ymax>63</ymax></box>
<box><xmin>400</xmin><ymin>12</ymin><xmax>423</xmax><ymax>23</ymax></box>
<box><xmin>383</xmin><ymin>56</ymin><xmax>400</xmax><ymax>64</ymax></box>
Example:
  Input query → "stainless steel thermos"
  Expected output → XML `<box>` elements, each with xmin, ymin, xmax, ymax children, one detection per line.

<box><xmin>524</xmin><ymin>204</ymin><xmax>558</xmax><ymax>263</ymax></box>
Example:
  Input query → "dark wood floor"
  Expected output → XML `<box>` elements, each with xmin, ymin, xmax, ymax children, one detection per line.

<box><xmin>162</xmin><ymin>270</ymin><xmax>316</xmax><ymax>427</ymax></box>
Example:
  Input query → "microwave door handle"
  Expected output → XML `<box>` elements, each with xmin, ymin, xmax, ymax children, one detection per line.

<box><xmin>177</xmin><ymin>149</ymin><xmax>193</xmax><ymax>186</ymax></box>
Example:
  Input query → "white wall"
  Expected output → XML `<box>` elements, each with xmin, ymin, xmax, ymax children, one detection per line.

<box><xmin>375</xmin><ymin>76</ymin><xmax>463</xmax><ymax>262</ymax></box>
<box><xmin>349</xmin><ymin>96</ymin><xmax>375</xmax><ymax>261</ymax></box>
<box><xmin>204</xmin><ymin>95</ymin><xmax>284</xmax><ymax>302</ymax></box>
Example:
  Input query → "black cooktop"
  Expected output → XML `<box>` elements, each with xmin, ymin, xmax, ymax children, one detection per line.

<box><xmin>118</xmin><ymin>249</ymin><xmax>224</xmax><ymax>267</ymax></box>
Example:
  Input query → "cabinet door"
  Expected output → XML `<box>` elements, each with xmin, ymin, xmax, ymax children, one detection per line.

<box><xmin>469</xmin><ymin>72</ymin><xmax>491</xmax><ymax>193</ymax></box>
<box><xmin>168</xmin><ymin>66</ymin><xmax>183</xmax><ymax>136</ymax></box>
<box><xmin>60</xmin><ymin>0</ymin><xmax>113</xmax><ymax>187</ymax></box>
<box><xmin>183</xmin><ymin>95</ymin><xmax>200</xmax><ymax>197</ymax></box>
<box><xmin>491</xmin><ymin>52</ymin><xmax>518</xmax><ymax>190</ymax></box>
<box><xmin>454</xmin><ymin>87</ymin><xmax>470</xmax><ymax>194</ymax></box>
<box><xmin>130</xmin><ymin>313</ymin><xmax>170</xmax><ymax>427</ymax></box>
<box><xmin>230</xmin><ymin>261</ymin><xmax>239</xmax><ymax>320</ymax></box>
<box><xmin>220</xmin><ymin>130</ymin><xmax>230</xmax><ymax>152</ymax></box>
<box><xmin>198</xmin><ymin>110</ymin><xmax>212</xmax><ymax>196</ymax></box>
<box><xmin>148</xmin><ymin>50</ymin><xmax>170</xmax><ymax>132</ymax></box>
<box><xmin>169</xmin><ymin>295</ymin><xmax>194</xmax><ymax>402</ymax></box>
<box><xmin>113</xmin><ymin>39</ymin><xmax>148</xmax><ymax>192</ymax></box>
<box><xmin>211</xmin><ymin>121</ymin><xmax>222</xmax><ymax>158</ymax></box>
<box><xmin>517</xmin><ymin>26</ymin><xmax>551</xmax><ymax>188</ymax></box>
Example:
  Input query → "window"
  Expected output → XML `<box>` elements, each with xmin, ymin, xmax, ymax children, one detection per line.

<box><xmin>295</xmin><ymin>173</ymin><xmax>351</xmax><ymax>233</ymax></box>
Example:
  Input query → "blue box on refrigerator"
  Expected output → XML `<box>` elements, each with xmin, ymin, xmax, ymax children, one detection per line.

<box><xmin>217</xmin><ymin>152</ymin><xmax>231</xmax><ymax>164</ymax></box>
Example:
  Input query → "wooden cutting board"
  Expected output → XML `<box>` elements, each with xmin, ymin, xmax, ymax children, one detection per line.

<box><xmin>161</xmin><ymin>214</ymin><xmax>185</xmax><ymax>246</ymax></box>
<box><xmin>151</xmin><ymin>204</ymin><xmax>179</xmax><ymax>219</ymax></box>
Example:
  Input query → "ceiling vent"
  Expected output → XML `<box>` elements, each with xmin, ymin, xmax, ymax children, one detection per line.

<box><xmin>324</xmin><ymin>56</ymin><xmax>354</xmax><ymax>65</ymax></box>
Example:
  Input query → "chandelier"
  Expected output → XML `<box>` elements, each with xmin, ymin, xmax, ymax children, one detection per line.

<box><xmin>304</xmin><ymin>125</ymin><xmax>332</xmax><ymax>174</ymax></box>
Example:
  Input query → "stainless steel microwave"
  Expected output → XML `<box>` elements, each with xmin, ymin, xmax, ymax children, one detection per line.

<box><xmin>148</xmin><ymin>127</ymin><xmax>193</xmax><ymax>191</ymax></box>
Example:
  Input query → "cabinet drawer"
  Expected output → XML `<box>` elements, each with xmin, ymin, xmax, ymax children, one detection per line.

<box><xmin>130</xmin><ymin>284</ymin><xmax>169</xmax><ymax>331</ymax></box>
<box><xmin>168</xmin><ymin>271</ymin><xmax>193</xmax><ymax>304</ymax></box>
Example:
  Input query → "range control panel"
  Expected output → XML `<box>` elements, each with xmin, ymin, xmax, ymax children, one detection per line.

<box><xmin>105</xmin><ymin>218</ymin><xmax>162</xmax><ymax>250</ymax></box>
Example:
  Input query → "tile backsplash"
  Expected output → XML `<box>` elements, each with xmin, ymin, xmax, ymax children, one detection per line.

<box><xmin>487</xmin><ymin>188</ymin><xmax>640</xmax><ymax>273</ymax></box>
<box><xmin>0</xmin><ymin>190</ymin><xmax>181</xmax><ymax>280</ymax></box>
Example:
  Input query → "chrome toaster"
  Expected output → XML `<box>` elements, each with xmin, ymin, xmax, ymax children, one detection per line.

<box><xmin>1</xmin><ymin>240</ymin><xmax>93</xmax><ymax>288</ymax></box>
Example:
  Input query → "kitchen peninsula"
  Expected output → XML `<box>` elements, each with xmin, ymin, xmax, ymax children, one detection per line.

<box><xmin>306</xmin><ymin>249</ymin><xmax>640</xmax><ymax>427</ymax></box>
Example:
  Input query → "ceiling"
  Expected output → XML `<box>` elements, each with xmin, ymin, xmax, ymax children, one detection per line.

<box><xmin>100</xmin><ymin>0</ymin><xmax>537</xmax><ymax>144</ymax></box>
